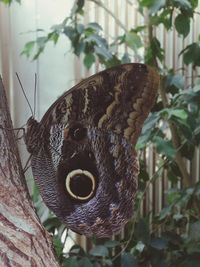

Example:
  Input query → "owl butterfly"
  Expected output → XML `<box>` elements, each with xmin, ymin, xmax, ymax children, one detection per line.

<box><xmin>25</xmin><ymin>63</ymin><xmax>159</xmax><ymax>238</ymax></box>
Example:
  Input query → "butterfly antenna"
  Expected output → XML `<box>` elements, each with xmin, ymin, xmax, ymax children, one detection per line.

<box><xmin>16</xmin><ymin>73</ymin><xmax>34</xmax><ymax>117</ymax></box>
<box><xmin>33</xmin><ymin>73</ymin><xmax>37</xmax><ymax>117</ymax></box>
<box><xmin>23</xmin><ymin>154</ymin><xmax>32</xmax><ymax>173</ymax></box>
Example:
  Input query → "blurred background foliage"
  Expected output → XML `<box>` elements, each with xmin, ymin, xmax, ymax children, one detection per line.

<box><xmin>2</xmin><ymin>0</ymin><xmax>200</xmax><ymax>266</ymax></box>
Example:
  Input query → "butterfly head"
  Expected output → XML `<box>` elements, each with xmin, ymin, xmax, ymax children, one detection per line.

<box><xmin>25</xmin><ymin>117</ymin><xmax>40</xmax><ymax>154</ymax></box>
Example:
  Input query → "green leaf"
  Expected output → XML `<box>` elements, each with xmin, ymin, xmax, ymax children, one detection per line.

<box><xmin>77</xmin><ymin>0</ymin><xmax>85</xmax><ymax>10</ymax></box>
<box><xmin>154</xmin><ymin>261</ymin><xmax>168</xmax><ymax>267</ymax></box>
<box><xmin>85</xmin><ymin>34</ymin><xmax>107</xmax><ymax>47</ymax></box>
<box><xmin>51</xmin><ymin>23</ymin><xmax>64</xmax><ymax>32</ymax></box>
<box><xmin>191</xmin><ymin>0</ymin><xmax>198</xmax><ymax>8</ymax></box>
<box><xmin>43</xmin><ymin>217</ymin><xmax>62</xmax><ymax>232</ymax></box>
<box><xmin>173</xmin><ymin>0</ymin><xmax>192</xmax><ymax>10</ymax></box>
<box><xmin>0</xmin><ymin>0</ymin><xmax>10</xmax><ymax>3</ymax></box>
<box><xmin>62</xmin><ymin>258</ymin><xmax>79</xmax><ymax>267</ymax></box>
<box><xmin>179</xmin><ymin>260</ymin><xmax>200</xmax><ymax>267</ymax></box>
<box><xmin>189</xmin><ymin>220</ymin><xmax>200</xmax><ymax>241</ymax></box>
<box><xmin>89</xmin><ymin>245</ymin><xmax>109</xmax><ymax>257</ymax></box>
<box><xmin>166</xmin><ymin>188</ymin><xmax>181</xmax><ymax>204</ymax></box>
<box><xmin>135</xmin><ymin>218</ymin><xmax>150</xmax><ymax>244</ymax></box>
<box><xmin>121</xmin><ymin>253</ymin><xmax>138</xmax><ymax>267</ymax></box>
<box><xmin>181</xmin><ymin>43</ymin><xmax>200</xmax><ymax>66</ymax></box>
<box><xmin>87</xmin><ymin>22</ymin><xmax>103</xmax><ymax>32</ymax></box>
<box><xmin>53</xmin><ymin>236</ymin><xmax>63</xmax><ymax>258</ymax></box>
<box><xmin>139</xmin><ymin>168</ymin><xmax>150</xmax><ymax>183</ymax></box>
<box><xmin>83</xmin><ymin>53</ymin><xmax>95</xmax><ymax>69</ymax></box>
<box><xmin>21</xmin><ymin>41</ymin><xmax>35</xmax><ymax>58</ymax></box>
<box><xmin>94</xmin><ymin>45</ymin><xmax>112</xmax><ymax>60</ymax></box>
<box><xmin>160</xmin><ymin>108</ymin><xmax>188</xmax><ymax>120</ymax></box>
<box><xmin>167</xmin><ymin>168</ymin><xmax>179</xmax><ymax>183</ymax></box>
<box><xmin>103</xmin><ymin>55</ymin><xmax>121</xmax><ymax>68</ymax></box>
<box><xmin>169</xmin><ymin>109</ymin><xmax>188</xmax><ymax>120</ymax></box>
<box><xmin>0</xmin><ymin>0</ymin><xmax>20</xmax><ymax>4</ymax></box>
<box><xmin>150</xmin><ymin>9</ymin><xmax>173</xmax><ymax>29</ymax></box>
<box><xmin>136</xmin><ymin>133</ymin><xmax>151</xmax><ymax>149</ymax></box>
<box><xmin>158</xmin><ymin>205</ymin><xmax>173</xmax><ymax>220</ymax></box>
<box><xmin>142</xmin><ymin>112</ymin><xmax>160</xmax><ymax>133</ymax></box>
<box><xmin>74</xmin><ymin>41</ymin><xmax>85</xmax><ymax>57</ymax></box>
<box><xmin>150</xmin><ymin>238</ymin><xmax>168</xmax><ymax>250</ymax></box>
<box><xmin>77</xmin><ymin>23</ymin><xmax>85</xmax><ymax>34</ymax></box>
<box><xmin>180</xmin><ymin>142</ymin><xmax>195</xmax><ymax>159</ymax></box>
<box><xmin>149</xmin><ymin>0</ymin><xmax>166</xmax><ymax>14</ymax></box>
<box><xmin>145</xmin><ymin>37</ymin><xmax>164</xmax><ymax>64</ymax></box>
<box><xmin>79</xmin><ymin>257</ymin><xmax>93</xmax><ymax>267</ymax></box>
<box><xmin>139</xmin><ymin>0</ymin><xmax>166</xmax><ymax>14</ymax></box>
<box><xmin>104</xmin><ymin>259</ymin><xmax>112</xmax><ymax>266</ymax></box>
<box><xmin>48</xmin><ymin>32</ymin><xmax>59</xmax><ymax>44</ymax></box>
<box><xmin>71</xmin><ymin>0</ymin><xmax>85</xmax><ymax>15</ymax></box>
<box><xmin>64</xmin><ymin>26</ymin><xmax>77</xmax><ymax>41</ymax></box>
<box><xmin>125</xmin><ymin>32</ymin><xmax>142</xmax><ymax>50</ymax></box>
<box><xmin>175</xmin><ymin>14</ymin><xmax>190</xmax><ymax>38</ymax></box>
<box><xmin>153</xmin><ymin>136</ymin><xmax>176</xmax><ymax>159</ymax></box>
<box><xmin>195</xmin><ymin>124</ymin><xmax>200</xmax><ymax>137</ymax></box>
<box><xmin>104</xmin><ymin>240</ymin><xmax>120</xmax><ymax>248</ymax></box>
<box><xmin>186</xmin><ymin>241</ymin><xmax>200</xmax><ymax>254</ymax></box>
<box><xmin>30</xmin><ymin>36</ymin><xmax>48</xmax><ymax>60</ymax></box>
<box><xmin>166</xmin><ymin>74</ymin><xmax>185</xmax><ymax>90</ymax></box>
<box><xmin>70</xmin><ymin>245</ymin><xmax>85</xmax><ymax>257</ymax></box>
<box><xmin>136</xmin><ymin>112</ymin><xmax>160</xmax><ymax>149</ymax></box>
<box><xmin>121</xmin><ymin>52</ymin><xmax>131</xmax><ymax>63</ymax></box>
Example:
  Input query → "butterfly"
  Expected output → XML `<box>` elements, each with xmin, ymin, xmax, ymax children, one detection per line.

<box><xmin>25</xmin><ymin>63</ymin><xmax>159</xmax><ymax>238</ymax></box>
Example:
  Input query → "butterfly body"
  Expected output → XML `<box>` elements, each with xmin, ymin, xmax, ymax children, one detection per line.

<box><xmin>26</xmin><ymin>63</ymin><xmax>159</xmax><ymax>237</ymax></box>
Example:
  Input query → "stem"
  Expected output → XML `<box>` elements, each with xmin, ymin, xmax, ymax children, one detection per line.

<box><xmin>147</xmin><ymin>18</ymin><xmax>191</xmax><ymax>187</ymax></box>
<box><xmin>159</xmin><ymin>80</ymin><xmax>191</xmax><ymax>187</ymax></box>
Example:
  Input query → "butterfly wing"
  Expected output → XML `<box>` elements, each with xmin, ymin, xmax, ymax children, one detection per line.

<box><xmin>26</xmin><ymin>63</ymin><xmax>159</xmax><ymax>237</ymax></box>
<box><xmin>39</xmin><ymin>63</ymin><xmax>158</xmax><ymax>143</ymax></box>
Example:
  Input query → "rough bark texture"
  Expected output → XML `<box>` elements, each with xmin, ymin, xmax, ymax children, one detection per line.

<box><xmin>0</xmin><ymin>77</ymin><xmax>59</xmax><ymax>267</ymax></box>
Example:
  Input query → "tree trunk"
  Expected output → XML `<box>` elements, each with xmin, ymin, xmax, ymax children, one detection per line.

<box><xmin>0</xmin><ymin>77</ymin><xmax>59</xmax><ymax>267</ymax></box>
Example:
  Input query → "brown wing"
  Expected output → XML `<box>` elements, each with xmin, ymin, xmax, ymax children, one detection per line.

<box><xmin>40</xmin><ymin>63</ymin><xmax>159</xmax><ymax>146</ymax></box>
<box><xmin>25</xmin><ymin>63</ymin><xmax>159</xmax><ymax>237</ymax></box>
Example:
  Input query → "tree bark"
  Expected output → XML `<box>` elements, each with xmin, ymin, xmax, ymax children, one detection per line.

<box><xmin>0</xmin><ymin>77</ymin><xmax>59</xmax><ymax>267</ymax></box>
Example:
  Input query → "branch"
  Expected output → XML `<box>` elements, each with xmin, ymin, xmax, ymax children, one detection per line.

<box><xmin>0</xmin><ymin>77</ymin><xmax>59</xmax><ymax>266</ymax></box>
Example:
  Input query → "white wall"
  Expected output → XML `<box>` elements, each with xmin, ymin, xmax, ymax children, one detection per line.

<box><xmin>0</xmin><ymin>0</ymin><xmax>76</xmax><ymax>126</ymax></box>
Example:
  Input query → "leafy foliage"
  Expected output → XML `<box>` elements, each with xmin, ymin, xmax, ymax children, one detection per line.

<box><xmin>0</xmin><ymin>0</ymin><xmax>20</xmax><ymax>4</ymax></box>
<box><xmin>18</xmin><ymin>0</ymin><xmax>200</xmax><ymax>266</ymax></box>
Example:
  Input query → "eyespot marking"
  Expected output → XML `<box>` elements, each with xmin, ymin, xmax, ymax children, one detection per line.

<box><xmin>68</xmin><ymin>124</ymin><xmax>87</xmax><ymax>141</ymax></box>
<box><xmin>65</xmin><ymin>169</ymin><xmax>96</xmax><ymax>201</ymax></box>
